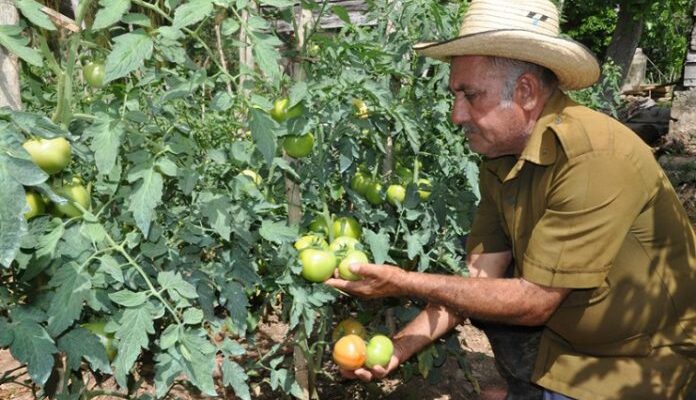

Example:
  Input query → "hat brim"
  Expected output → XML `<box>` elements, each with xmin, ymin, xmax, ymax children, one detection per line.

<box><xmin>414</xmin><ymin>30</ymin><xmax>600</xmax><ymax>91</ymax></box>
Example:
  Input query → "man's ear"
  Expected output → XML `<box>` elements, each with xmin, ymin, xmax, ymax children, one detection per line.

<box><xmin>514</xmin><ymin>73</ymin><xmax>542</xmax><ymax>111</ymax></box>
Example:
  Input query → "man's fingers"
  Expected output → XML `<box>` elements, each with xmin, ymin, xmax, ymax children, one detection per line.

<box><xmin>352</xmin><ymin>368</ymin><xmax>375</xmax><ymax>382</ymax></box>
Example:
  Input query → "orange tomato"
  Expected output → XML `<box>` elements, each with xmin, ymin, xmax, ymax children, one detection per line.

<box><xmin>332</xmin><ymin>334</ymin><xmax>366</xmax><ymax>370</ymax></box>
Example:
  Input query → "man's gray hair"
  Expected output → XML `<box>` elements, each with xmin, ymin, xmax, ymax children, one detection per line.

<box><xmin>488</xmin><ymin>57</ymin><xmax>559</xmax><ymax>100</ymax></box>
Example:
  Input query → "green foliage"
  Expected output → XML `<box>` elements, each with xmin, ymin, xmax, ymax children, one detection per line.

<box><xmin>568</xmin><ymin>60</ymin><xmax>624</xmax><ymax>116</ymax></box>
<box><xmin>1</xmin><ymin>0</ymin><xmax>473</xmax><ymax>397</ymax></box>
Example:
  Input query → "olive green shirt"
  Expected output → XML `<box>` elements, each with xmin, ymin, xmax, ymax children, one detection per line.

<box><xmin>466</xmin><ymin>91</ymin><xmax>696</xmax><ymax>399</ymax></box>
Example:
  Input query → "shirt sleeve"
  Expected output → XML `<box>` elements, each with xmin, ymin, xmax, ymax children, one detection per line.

<box><xmin>466</xmin><ymin>164</ymin><xmax>511</xmax><ymax>255</ymax></box>
<box><xmin>522</xmin><ymin>152</ymin><xmax>653</xmax><ymax>288</ymax></box>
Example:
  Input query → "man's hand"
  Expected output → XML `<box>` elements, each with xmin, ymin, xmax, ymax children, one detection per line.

<box><xmin>325</xmin><ymin>263</ymin><xmax>408</xmax><ymax>299</ymax></box>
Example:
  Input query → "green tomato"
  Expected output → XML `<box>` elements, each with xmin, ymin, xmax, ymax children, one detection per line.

<box><xmin>308</xmin><ymin>43</ymin><xmax>321</xmax><ymax>57</ymax></box>
<box><xmin>309</xmin><ymin>215</ymin><xmax>329</xmax><ymax>237</ymax></box>
<box><xmin>350</xmin><ymin>172</ymin><xmax>370</xmax><ymax>195</ymax></box>
<box><xmin>270</xmin><ymin>98</ymin><xmax>303</xmax><ymax>122</ymax></box>
<box><xmin>329</xmin><ymin>236</ymin><xmax>360</xmax><ymax>253</ymax></box>
<box><xmin>24</xmin><ymin>191</ymin><xmax>45</xmax><ymax>219</ymax></box>
<box><xmin>386</xmin><ymin>184</ymin><xmax>406</xmax><ymax>206</ymax></box>
<box><xmin>270</xmin><ymin>98</ymin><xmax>289</xmax><ymax>122</ymax></box>
<box><xmin>22</xmin><ymin>137</ymin><xmax>72</xmax><ymax>175</ymax></box>
<box><xmin>294</xmin><ymin>234</ymin><xmax>329</xmax><ymax>251</ymax></box>
<box><xmin>240</xmin><ymin>169</ymin><xmax>262</xmax><ymax>185</ymax></box>
<box><xmin>417</xmin><ymin>178</ymin><xmax>432</xmax><ymax>201</ymax></box>
<box><xmin>84</xmin><ymin>62</ymin><xmax>105</xmax><ymax>88</ymax></box>
<box><xmin>332</xmin><ymin>216</ymin><xmax>361</xmax><ymax>240</ymax></box>
<box><xmin>82</xmin><ymin>320</ymin><xmax>117</xmax><ymax>361</ymax></box>
<box><xmin>364</xmin><ymin>182</ymin><xmax>384</xmax><ymax>205</ymax></box>
<box><xmin>395</xmin><ymin>165</ymin><xmax>413</xmax><ymax>182</ymax></box>
<box><xmin>300</xmin><ymin>248</ymin><xmax>338</xmax><ymax>282</ymax></box>
<box><xmin>338</xmin><ymin>250</ymin><xmax>368</xmax><ymax>281</ymax></box>
<box><xmin>365</xmin><ymin>334</ymin><xmax>394</xmax><ymax>368</ymax></box>
<box><xmin>54</xmin><ymin>179</ymin><xmax>90</xmax><ymax>218</ymax></box>
<box><xmin>283</xmin><ymin>133</ymin><xmax>314</xmax><ymax>158</ymax></box>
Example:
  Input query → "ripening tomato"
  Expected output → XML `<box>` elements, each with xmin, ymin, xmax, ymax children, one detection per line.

<box><xmin>82</xmin><ymin>320</ymin><xmax>117</xmax><ymax>361</ymax></box>
<box><xmin>352</xmin><ymin>99</ymin><xmax>369</xmax><ymax>119</ymax></box>
<box><xmin>300</xmin><ymin>248</ymin><xmax>337</xmax><ymax>282</ymax></box>
<box><xmin>22</xmin><ymin>137</ymin><xmax>72</xmax><ymax>175</ymax></box>
<box><xmin>365</xmin><ymin>334</ymin><xmax>394</xmax><ymax>368</ymax></box>
<box><xmin>338</xmin><ymin>250</ymin><xmax>368</xmax><ymax>281</ymax></box>
<box><xmin>283</xmin><ymin>133</ymin><xmax>314</xmax><ymax>158</ymax></box>
<box><xmin>332</xmin><ymin>216</ymin><xmax>361</xmax><ymax>240</ymax></box>
<box><xmin>24</xmin><ymin>191</ymin><xmax>45</xmax><ymax>219</ymax></box>
<box><xmin>333</xmin><ymin>334</ymin><xmax>367</xmax><ymax>370</ymax></box>
<box><xmin>294</xmin><ymin>234</ymin><xmax>329</xmax><ymax>252</ymax></box>
<box><xmin>54</xmin><ymin>178</ymin><xmax>90</xmax><ymax>218</ymax></box>
<box><xmin>332</xmin><ymin>318</ymin><xmax>367</xmax><ymax>342</ymax></box>
<box><xmin>84</xmin><ymin>62</ymin><xmax>105</xmax><ymax>88</ymax></box>
<box><xmin>386</xmin><ymin>184</ymin><xmax>406</xmax><ymax>206</ymax></box>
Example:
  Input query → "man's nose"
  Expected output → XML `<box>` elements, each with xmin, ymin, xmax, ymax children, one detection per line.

<box><xmin>451</xmin><ymin>97</ymin><xmax>470</xmax><ymax>126</ymax></box>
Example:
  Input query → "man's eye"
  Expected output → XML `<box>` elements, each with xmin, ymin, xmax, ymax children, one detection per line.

<box><xmin>464</xmin><ymin>91</ymin><xmax>478</xmax><ymax>100</ymax></box>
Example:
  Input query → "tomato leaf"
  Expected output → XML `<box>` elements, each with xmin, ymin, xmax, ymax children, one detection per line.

<box><xmin>251</xmin><ymin>33</ymin><xmax>282</xmax><ymax>85</ymax></box>
<box><xmin>220</xmin><ymin>281</ymin><xmax>248</xmax><ymax>332</ymax></box>
<box><xmin>249</xmin><ymin>108</ymin><xmax>277</xmax><ymax>166</ymax></box>
<box><xmin>363</xmin><ymin>229</ymin><xmax>392</xmax><ymax>265</ymax></box>
<box><xmin>92</xmin><ymin>0</ymin><xmax>132</xmax><ymax>31</ymax></box>
<box><xmin>0</xmin><ymin>157</ymin><xmax>28</xmax><ymax>268</ymax></box>
<box><xmin>16</xmin><ymin>0</ymin><xmax>56</xmax><ymax>30</ymax></box>
<box><xmin>57</xmin><ymin>327</ymin><xmax>112</xmax><ymax>374</ymax></box>
<box><xmin>85</xmin><ymin>114</ymin><xmax>124</xmax><ymax>175</ymax></box>
<box><xmin>177</xmin><ymin>329</ymin><xmax>217</xmax><ymax>395</ymax></box>
<box><xmin>5</xmin><ymin>320</ymin><xmax>57</xmax><ymax>386</ymax></box>
<box><xmin>0</xmin><ymin>25</ymin><xmax>42</xmax><ymax>67</ymax></box>
<box><xmin>46</xmin><ymin>262</ymin><xmax>92</xmax><ymax>336</ymax></box>
<box><xmin>154</xmin><ymin>352</ymin><xmax>183</xmax><ymax>398</ymax></box>
<box><xmin>108</xmin><ymin>289</ymin><xmax>148</xmax><ymax>307</ymax></box>
<box><xmin>157</xmin><ymin>271</ymin><xmax>198</xmax><ymax>300</ymax></box>
<box><xmin>127</xmin><ymin>161</ymin><xmax>163</xmax><ymax>237</ymax></box>
<box><xmin>172</xmin><ymin>0</ymin><xmax>214</xmax><ymax>30</ymax></box>
<box><xmin>113</xmin><ymin>304</ymin><xmax>156</xmax><ymax>387</ymax></box>
<box><xmin>104</xmin><ymin>29</ymin><xmax>154</xmax><ymax>83</ymax></box>
<box><xmin>259</xmin><ymin>220</ymin><xmax>297</xmax><ymax>243</ymax></box>
<box><xmin>269</xmin><ymin>367</ymin><xmax>303</xmax><ymax>399</ymax></box>
<box><xmin>222</xmin><ymin>359</ymin><xmax>251</xmax><ymax>400</ymax></box>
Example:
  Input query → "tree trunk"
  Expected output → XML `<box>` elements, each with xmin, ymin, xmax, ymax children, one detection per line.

<box><xmin>602</xmin><ymin>1</ymin><xmax>643</xmax><ymax>101</ymax></box>
<box><xmin>0</xmin><ymin>0</ymin><xmax>22</xmax><ymax>110</ymax></box>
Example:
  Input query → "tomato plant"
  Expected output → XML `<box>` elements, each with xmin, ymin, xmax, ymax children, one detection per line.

<box><xmin>300</xmin><ymin>248</ymin><xmax>338</xmax><ymax>282</ymax></box>
<box><xmin>331</xmin><ymin>318</ymin><xmax>367</xmax><ymax>342</ymax></box>
<box><xmin>365</xmin><ymin>335</ymin><xmax>394</xmax><ymax>368</ymax></box>
<box><xmin>329</xmin><ymin>236</ymin><xmax>360</xmax><ymax>253</ymax></box>
<box><xmin>338</xmin><ymin>250</ymin><xmax>368</xmax><ymax>281</ymax></box>
<box><xmin>83</xmin><ymin>62</ymin><xmax>105</xmax><ymax>88</ymax></box>
<box><xmin>22</xmin><ymin>137</ymin><xmax>71</xmax><ymax>175</ymax></box>
<box><xmin>332</xmin><ymin>334</ymin><xmax>367</xmax><ymax>370</ymax></box>
<box><xmin>283</xmin><ymin>133</ymin><xmax>314</xmax><ymax>158</ymax></box>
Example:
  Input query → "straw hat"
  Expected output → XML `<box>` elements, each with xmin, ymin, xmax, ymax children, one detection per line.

<box><xmin>413</xmin><ymin>0</ymin><xmax>600</xmax><ymax>90</ymax></box>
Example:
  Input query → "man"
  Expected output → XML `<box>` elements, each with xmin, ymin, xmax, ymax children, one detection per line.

<box><xmin>325</xmin><ymin>0</ymin><xmax>696</xmax><ymax>399</ymax></box>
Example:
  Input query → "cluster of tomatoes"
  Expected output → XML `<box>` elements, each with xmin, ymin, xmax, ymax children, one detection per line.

<box><xmin>350</xmin><ymin>162</ymin><xmax>431</xmax><ymax>207</ymax></box>
<box><xmin>295</xmin><ymin>215</ymin><xmax>369</xmax><ymax>283</ymax></box>
<box><xmin>22</xmin><ymin>137</ymin><xmax>91</xmax><ymax>220</ymax></box>
<box><xmin>270</xmin><ymin>97</ymin><xmax>315</xmax><ymax>159</ymax></box>
<box><xmin>331</xmin><ymin>318</ymin><xmax>394</xmax><ymax>372</ymax></box>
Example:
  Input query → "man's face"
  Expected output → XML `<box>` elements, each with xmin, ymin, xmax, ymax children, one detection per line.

<box><xmin>449</xmin><ymin>56</ymin><xmax>528</xmax><ymax>158</ymax></box>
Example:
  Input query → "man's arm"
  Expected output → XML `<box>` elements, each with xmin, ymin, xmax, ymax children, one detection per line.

<box><xmin>326</xmin><ymin>251</ymin><xmax>569</xmax><ymax>326</ymax></box>
<box><xmin>335</xmin><ymin>251</ymin><xmax>511</xmax><ymax>381</ymax></box>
